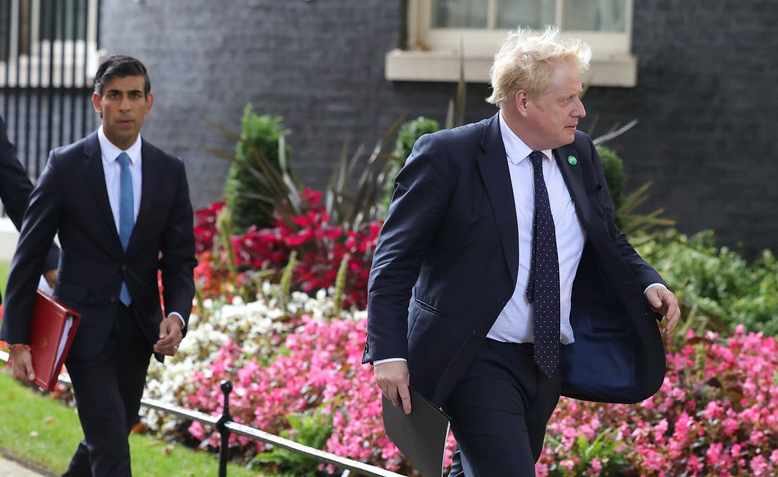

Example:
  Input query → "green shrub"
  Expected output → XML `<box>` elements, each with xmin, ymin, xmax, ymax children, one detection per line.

<box><xmin>393</xmin><ymin>116</ymin><xmax>440</xmax><ymax>163</ymax></box>
<box><xmin>382</xmin><ymin>117</ymin><xmax>441</xmax><ymax>209</ymax></box>
<box><xmin>251</xmin><ymin>410</ymin><xmax>333</xmax><ymax>475</ymax></box>
<box><xmin>597</xmin><ymin>145</ymin><xmax>625</xmax><ymax>211</ymax></box>
<box><xmin>597</xmin><ymin>146</ymin><xmax>674</xmax><ymax>236</ymax></box>
<box><xmin>224</xmin><ymin>105</ymin><xmax>291</xmax><ymax>231</ymax></box>
<box><xmin>545</xmin><ymin>430</ymin><xmax>631</xmax><ymax>476</ymax></box>
<box><xmin>637</xmin><ymin>230</ymin><xmax>778</xmax><ymax>336</ymax></box>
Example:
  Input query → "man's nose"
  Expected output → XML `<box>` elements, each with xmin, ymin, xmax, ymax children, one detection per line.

<box><xmin>574</xmin><ymin>97</ymin><xmax>586</xmax><ymax>119</ymax></box>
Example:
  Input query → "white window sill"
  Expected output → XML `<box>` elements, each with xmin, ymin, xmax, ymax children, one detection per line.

<box><xmin>385</xmin><ymin>49</ymin><xmax>637</xmax><ymax>87</ymax></box>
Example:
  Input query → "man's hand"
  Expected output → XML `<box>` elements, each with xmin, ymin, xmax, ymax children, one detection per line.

<box><xmin>44</xmin><ymin>269</ymin><xmax>58</xmax><ymax>289</ymax></box>
<box><xmin>374</xmin><ymin>361</ymin><xmax>412</xmax><ymax>415</ymax></box>
<box><xmin>153</xmin><ymin>315</ymin><xmax>183</xmax><ymax>356</ymax></box>
<box><xmin>8</xmin><ymin>344</ymin><xmax>35</xmax><ymax>383</ymax></box>
<box><xmin>645</xmin><ymin>286</ymin><xmax>681</xmax><ymax>334</ymax></box>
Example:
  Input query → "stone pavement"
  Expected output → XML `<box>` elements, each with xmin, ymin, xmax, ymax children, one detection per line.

<box><xmin>0</xmin><ymin>454</ymin><xmax>46</xmax><ymax>476</ymax></box>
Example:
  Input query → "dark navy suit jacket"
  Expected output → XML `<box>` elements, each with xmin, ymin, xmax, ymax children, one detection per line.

<box><xmin>0</xmin><ymin>131</ymin><xmax>196</xmax><ymax>362</ymax></box>
<box><xmin>364</xmin><ymin>114</ymin><xmax>666</xmax><ymax>405</ymax></box>
<box><xmin>0</xmin><ymin>115</ymin><xmax>59</xmax><ymax>301</ymax></box>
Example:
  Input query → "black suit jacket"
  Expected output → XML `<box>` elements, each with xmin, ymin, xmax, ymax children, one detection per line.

<box><xmin>0</xmin><ymin>131</ymin><xmax>196</xmax><ymax>360</ymax></box>
<box><xmin>0</xmin><ymin>115</ymin><xmax>59</xmax><ymax>302</ymax></box>
<box><xmin>364</xmin><ymin>114</ymin><xmax>666</xmax><ymax>405</ymax></box>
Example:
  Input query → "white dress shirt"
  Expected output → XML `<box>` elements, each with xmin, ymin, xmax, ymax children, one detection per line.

<box><xmin>487</xmin><ymin>113</ymin><xmax>586</xmax><ymax>344</ymax></box>
<box><xmin>97</xmin><ymin>127</ymin><xmax>185</xmax><ymax>328</ymax></box>
<box><xmin>98</xmin><ymin>126</ymin><xmax>142</xmax><ymax>226</ymax></box>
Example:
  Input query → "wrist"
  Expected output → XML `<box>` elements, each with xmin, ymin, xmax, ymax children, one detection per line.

<box><xmin>167</xmin><ymin>312</ymin><xmax>186</xmax><ymax>330</ymax></box>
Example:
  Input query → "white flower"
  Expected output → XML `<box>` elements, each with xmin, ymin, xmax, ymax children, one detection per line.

<box><xmin>142</xmin><ymin>280</ymin><xmax>363</xmax><ymax>435</ymax></box>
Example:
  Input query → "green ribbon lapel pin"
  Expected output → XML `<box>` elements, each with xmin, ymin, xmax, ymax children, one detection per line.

<box><xmin>567</xmin><ymin>155</ymin><xmax>578</xmax><ymax>166</ymax></box>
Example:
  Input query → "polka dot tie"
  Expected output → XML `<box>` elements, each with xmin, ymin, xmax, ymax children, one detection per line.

<box><xmin>526</xmin><ymin>151</ymin><xmax>560</xmax><ymax>378</ymax></box>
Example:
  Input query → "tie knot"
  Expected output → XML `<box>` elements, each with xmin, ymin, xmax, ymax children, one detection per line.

<box><xmin>529</xmin><ymin>150</ymin><xmax>545</xmax><ymax>169</ymax></box>
<box><xmin>117</xmin><ymin>152</ymin><xmax>131</xmax><ymax>168</ymax></box>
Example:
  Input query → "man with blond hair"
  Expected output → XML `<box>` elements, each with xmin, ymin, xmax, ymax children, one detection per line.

<box><xmin>364</xmin><ymin>28</ymin><xmax>680</xmax><ymax>475</ymax></box>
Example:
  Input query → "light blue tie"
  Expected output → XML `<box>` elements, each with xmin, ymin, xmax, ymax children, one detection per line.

<box><xmin>117</xmin><ymin>152</ymin><xmax>134</xmax><ymax>305</ymax></box>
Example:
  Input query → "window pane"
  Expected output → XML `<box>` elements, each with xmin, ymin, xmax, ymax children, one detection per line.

<box><xmin>497</xmin><ymin>0</ymin><xmax>556</xmax><ymax>30</ymax></box>
<box><xmin>431</xmin><ymin>0</ymin><xmax>488</xmax><ymax>29</ymax></box>
<box><xmin>562</xmin><ymin>0</ymin><xmax>626</xmax><ymax>32</ymax></box>
<box><xmin>40</xmin><ymin>0</ymin><xmax>88</xmax><ymax>41</ymax></box>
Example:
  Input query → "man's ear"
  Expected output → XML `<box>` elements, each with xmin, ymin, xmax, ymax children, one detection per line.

<box><xmin>515</xmin><ymin>90</ymin><xmax>530</xmax><ymax>117</ymax></box>
<box><xmin>145</xmin><ymin>92</ymin><xmax>154</xmax><ymax>113</ymax></box>
<box><xmin>91</xmin><ymin>92</ymin><xmax>102</xmax><ymax>115</ymax></box>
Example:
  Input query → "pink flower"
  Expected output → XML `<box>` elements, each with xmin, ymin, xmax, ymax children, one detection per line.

<box><xmin>750</xmin><ymin>455</ymin><xmax>768</xmax><ymax>476</ymax></box>
<box><xmin>705</xmin><ymin>443</ymin><xmax>723</xmax><ymax>467</ymax></box>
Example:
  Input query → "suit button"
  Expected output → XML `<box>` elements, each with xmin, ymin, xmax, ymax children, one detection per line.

<box><xmin>121</xmin><ymin>265</ymin><xmax>127</xmax><ymax>272</ymax></box>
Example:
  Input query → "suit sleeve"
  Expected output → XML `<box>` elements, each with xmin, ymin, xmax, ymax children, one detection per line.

<box><xmin>588</xmin><ymin>139</ymin><xmax>666</xmax><ymax>291</ymax></box>
<box><xmin>160</xmin><ymin>159</ymin><xmax>196</xmax><ymax>332</ymax></box>
<box><xmin>0</xmin><ymin>151</ymin><xmax>63</xmax><ymax>344</ymax></box>
<box><xmin>364</xmin><ymin>133</ymin><xmax>453</xmax><ymax>363</ymax></box>
<box><xmin>0</xmin><ymin>116</ymin><xmax>59</xmax><ymax>271</ymax></box>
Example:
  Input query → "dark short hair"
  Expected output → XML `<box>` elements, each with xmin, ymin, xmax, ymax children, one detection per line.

<box><xmin>93</xmin><ymin>55</ymin><xmax>151</xmax><ymax>96</ymax></box>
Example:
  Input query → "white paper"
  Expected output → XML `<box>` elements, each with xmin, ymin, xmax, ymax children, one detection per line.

<box><xmin>55</xmin><ymin>317</ymin><xmax>73</xmax><ymax>367</ymax></box>
<box><xmin>37</xmin><ymin>276</ymin><xmax>54</xmax><ymax>296</ymax></box>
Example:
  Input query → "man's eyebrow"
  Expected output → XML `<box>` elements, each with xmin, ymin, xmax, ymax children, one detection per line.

<box><xmin>105</xmin><ymin>88</ymin><xmax>144</xmax><ymax>94</ymax></box>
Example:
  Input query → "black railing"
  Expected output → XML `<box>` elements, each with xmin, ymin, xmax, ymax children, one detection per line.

<box><xmin>0</xmin><ymin>350</ymin><xmax>406</xmax><ymax>477</ymax></box>
<box><xmin>1</xmin><ymin>0</ymin><xmax>100</xmax><ymax>180</ymax></box>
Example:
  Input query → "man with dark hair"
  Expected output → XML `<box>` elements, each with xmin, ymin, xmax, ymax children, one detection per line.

<box><xmin>0</xmin><ymin>115</ymin><xmax>59</xmax><ymax>289</ymax></box>
<box><xmin>1</xmin><ymin>55</ymin><xmax>196</xmax><ymax>477</ymax></box>
<box><xmin>92</xmin><ymin>54</ymin><xmax>152</xmax><ymax>97</ymax></box>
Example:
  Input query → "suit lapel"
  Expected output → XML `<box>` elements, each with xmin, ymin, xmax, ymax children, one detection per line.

<box><xmin>477</xmin><ymin>114</ymin><xmax>519</xmax><ymax>286</ymax></box>
<box><xmin>553</xmin><ymin>143</ymin><xmax>593</xmax><ymax>227</ymax></box>
<box><xmin>83</xmin><ymin>133</ymin><xmax>124</xmax><ymax>256</ymax></box>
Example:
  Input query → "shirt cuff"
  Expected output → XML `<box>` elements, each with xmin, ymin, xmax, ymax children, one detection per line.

<box><xmin>643</xmin><ymin>283</ymin><xmax>668</xmax><ymax>295</ymax></box>
<box><xmin>373</xmin><ymin>358</ymin><xmax>407</xmax><ymax>365</ymax></box>
<box><xmin>167</xmin><ymin>312</ymin><xmax>186</xmax><ymax>330</ymax></box>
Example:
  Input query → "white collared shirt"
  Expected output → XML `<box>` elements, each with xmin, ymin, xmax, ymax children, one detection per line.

<box><xmin>486</xmin><ymin>113</ymin><xmax>586</xmax><ymax>344</ymax></box>
<box><xmin>97</xmin><ymin>126</ymin><xmax>142</xmax><ymax>230</ymax></box>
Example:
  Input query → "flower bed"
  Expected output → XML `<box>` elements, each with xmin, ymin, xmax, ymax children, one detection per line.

<box><xmin>194</xmin><ymin>191</ymin><xmax>380</xmax><ymax>310</ymax></box>
<box><xmin>538</xmin><ymin>326</ymin><xmax>778</xmax><ymax>476</ymax></box>
<box><xmin>143</xmin><ymin>283</ymin><xmax>777</xmax><ymax>476</ymax></box>
<box><xmin>141</xmin><ymin>198</ymin><xmax>778</xmax><ymax>475</ymax></box>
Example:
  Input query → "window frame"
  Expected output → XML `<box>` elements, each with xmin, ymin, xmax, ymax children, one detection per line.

<box><xmin>389</xmin><ymin>0</ymin><xmax>637</xmax><ymax>87</ymax></box>
<box><xmin>0</xmin><ymin>0</ymin><xmax>100</xmax><ymax>88</ymax></box>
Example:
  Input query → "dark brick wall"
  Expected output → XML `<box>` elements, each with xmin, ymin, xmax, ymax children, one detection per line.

<box><xmin>583</xmin><ymin>1</ymin><xmax>778</xmax><ymax>256</ymax></box>
<box><xmin>100</xmin><ymin>0</ymin><xmax>778</xmax><ymax>254</ymax></box>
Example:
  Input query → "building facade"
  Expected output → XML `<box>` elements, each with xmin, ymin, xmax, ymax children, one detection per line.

<box><xmin>76</xmin><ymin>1</ymin><xmax>778</xmax><ymax>254</ymax></box>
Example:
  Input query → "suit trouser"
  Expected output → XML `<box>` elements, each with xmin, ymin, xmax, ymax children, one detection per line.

<box><xmin>445</xmin><ymin>338</ymin><xmax>560</xmax><ymax>477</ymax></box>
<box><xmin>62</xmin><ymin>304</ymin><xmax>152</xmax><ymax>477</ymax></box>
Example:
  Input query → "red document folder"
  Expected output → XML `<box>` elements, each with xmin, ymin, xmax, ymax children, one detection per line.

<box><xmin>29</xmin><ymin>290</ymin><xmax>80</xmax><ymax>391</ymax></box>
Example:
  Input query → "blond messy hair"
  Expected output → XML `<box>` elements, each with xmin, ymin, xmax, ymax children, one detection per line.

<box><xmin>487</xmin><ymin>27</ymin><xmax>591</xmax><ymax>106</ymax></box>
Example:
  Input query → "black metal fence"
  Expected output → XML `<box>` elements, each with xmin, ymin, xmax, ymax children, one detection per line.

<box><xmin>0</xmin><ymin>350</ymin><xmax>406</xmax><ymax>477</ymax></box>
<box><xmin>1</xmin><ymin>0</ymin><xmax>100</xmax><ymax>179</ymax></box>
